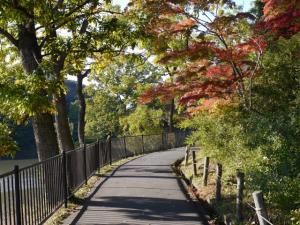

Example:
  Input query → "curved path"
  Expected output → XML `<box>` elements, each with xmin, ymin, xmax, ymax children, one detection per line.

<box><xmin>63</xmin><ymin>148</ymin><xmax>207</xmax><ymax>225</ymax></box>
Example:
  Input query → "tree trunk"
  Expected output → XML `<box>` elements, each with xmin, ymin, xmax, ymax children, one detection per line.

<box><xmin>53</xmin><ymin>92</ymin><xmax>75</xmax><ymax>192</ymax></box>
<box><xmin>165</xmin><ymin>67</ymin><xmax>175</xmax><ymax>133</ymax></box>
<box><xmin>32</xmin><ymin>114</ymin><xmax>60</xmax><ymax>160</ymax></box>
<box><xmin>77</xmin><ymin>71</ymin><xmax>89</xmax><ymax>146</ymax></box>
<box><xmin>18</xmin><ymin>22</ymin><xmax>59</xmax><ymax>161</ymax></box>
<box><xmin>54</xmin><ymin>92</ymin><xmax>75</xmax><ymax>152</ymax></box>
<box><xmin>168</xmin><ymin>99</ymin><xmax>175</xmax><ymax>132</ymax></box>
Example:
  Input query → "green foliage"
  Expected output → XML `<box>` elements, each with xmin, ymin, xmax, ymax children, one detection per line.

<box><xmin>181</xmin><ymin>107</ymin><xmax>263</xmax><ymax>175</ymax></box>
<box><xmin>84</xmin><ymin>53</ymin><xmax>169</xmax><ymax>138</ymax></box>
<box><xmin>85</xmin><ymin>87</ymin><xmax>124</xmax><ymax>139</ymax></box>
<box><xmin>290</xmin><ymin>209</ymin><xmax>300</xmax><ymax>225</ymax></box>
<box><xmin>91</xmin><ymin>54</ymin><xmax>163</xmax><ymax>106</ymax></box>
<box><xmin>181</xmin><ymin>34</ymin><xmax>300</xmax><ymax>218</ymax></box>
<box><xmin>120</xmin><ymin>105</ymin><xmax>163</xmax><ymax>135</ymax></box>
<box><xmin>0</xmin><ymin>122</ymin><xmax>18</xmax><ymax>157</ymax></box>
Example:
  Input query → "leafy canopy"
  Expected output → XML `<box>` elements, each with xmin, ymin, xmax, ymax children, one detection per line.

<box><xmin>135</xmin><ymin>0</ymin><xmax>265</xmax><ymax>114</ymax></box>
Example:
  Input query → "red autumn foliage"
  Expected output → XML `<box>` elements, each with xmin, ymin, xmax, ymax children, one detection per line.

<box><xmin>170</xmin><ymin>18</ymin><xmax>197</xmax><ymax>33</ymax></box>
<box><xmin>138</xmin><ymin>0</ymin><xmax>264</xmax><ymax>112</ymax></box>
<box><xmin>205</xmin><ymin>64</ymin><xmax>233</xmax><ymax>79</ymax></box>
<box><xmin>258</xmin><ymin>0</ymin><xmax>300</xmax><ymax>38</ymax></box>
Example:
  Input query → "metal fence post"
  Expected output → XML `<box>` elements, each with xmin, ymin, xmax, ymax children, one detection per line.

<box><xmin>161</xmin><ymin>133</ymin><xmax>164</xmax><ymax>150</ymax></box>
<box><xmin>14</xmin><ymin>165</ymin><xmax>22</xmax><ymax>225</ymax></box>
<box><xmin>215</xmin><ymin>163</ymin><xmax>222</xmax><ymax>202</ymax></box>
<box><xmin>123</xmin><ymin>136</ymin><xmax>127</xmax><ymax>158</ymax></box>
<box><xmin>108</xmin><ymin>136</ymin><xmax>112</xmax><ymax>165</ymax></box>
<box><xmin>252</xmin><ymin>191</ymin><xmax>269</xmax><ymax>225</ymax></box>
<box><xmin>236</xmin><ymin>171</ymin><xmax>245</xmax><ymax>221</ymax></box>
<box><xmin>141</xmin><ymin>135</ymin><xmax>145</xmax><ymax>154</ymax></box>
<box><xmin>192</xmin><ymin>150</ymin><xmax>197</xmax><ymax>176</ymax></box>
<box><xmin>203</xmin><ymin>156</ymin><xmax>209</xmax><ymax>186</ymax></box>
<box><xmin>83</xmin><ymin>144</ymin><xmax>88</xmax><ymax>185</ymax></box>
<box><xmin>62</xmin><ymin>152</ymin><xmax>68</xmax><ymax>208</ymax></box>
<box><xmin>96</xmin><ymin>139</ymin><xmax>100</xmax><ymax>170</ymax></box>
<box><xmin>98</xmin><ymin>140</ymin><xmax>102</xmax><ymax>173</ymax></box>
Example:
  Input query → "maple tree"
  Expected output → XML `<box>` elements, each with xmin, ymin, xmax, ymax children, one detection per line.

<box><xmin>131</xmin><ymin>1</ymin><xmax>300</xmax><ymax>221</ymax></box>
<box><xmin>134</xmin><ymin>0</ymin><xmax>266</xmax><ymax>114</ymax></box>
<box><xmin>258</xmin><ymin>0</ymin><xmax>300</xmax><ymax>38</ymax></box>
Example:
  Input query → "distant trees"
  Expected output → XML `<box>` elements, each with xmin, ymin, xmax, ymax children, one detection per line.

<box><xmin>85</xmin><ymin>88</ymin><xmax>124</xmax><ymax>139</ymax></box>
<box><xmin>120</xmin><ymin>105</ymin><xmax>164</xmax><ymax>135</ymax></box>
<box><xmin>85</xmin><ymin>54</ymin><xmax>167</xmax><ymax>138</ymax></box>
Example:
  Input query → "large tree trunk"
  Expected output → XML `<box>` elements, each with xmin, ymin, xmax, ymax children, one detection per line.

<box><xmin>18</xmin><ymin>22</ymin><xmax>61</xmax><ymax>210</ymax></box>
<box><xmin>77</xmin><ymin>72</ymin><xmax>88</xmax><ymax>146</ymax></box>
<box><xmin>18</xmin><ymin>22</ymin><xmax>59</xmax><ymax>161</ymax></box>
<box><xmin>32</xmin><ymin>114</ymin><xmax>59</xmax><ymax>159</ymax></box>
<box><xmin>52</xmin><ymin>53</ymin><xmax>75</xmax><ymax>153</ymax></box>
<box><xmin>53</xmin><ymin>92</ymin><xmax>75</xmax><ymax>191</ymax></box>
<box><xmin>54</xmin><ymin>93</ymin><xmax>75</xmax><ymax>152</ymax></box>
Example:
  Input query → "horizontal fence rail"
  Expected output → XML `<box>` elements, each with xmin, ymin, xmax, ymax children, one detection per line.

<box><xmin>0</xmin><ymin>131</ymin><xmax>188</xmax><ymax>225</ymax></box>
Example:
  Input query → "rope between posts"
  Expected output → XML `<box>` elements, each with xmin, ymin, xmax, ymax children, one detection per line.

<box><xmin>245</xmin><ymin>202</ymin><xmax>274</xmax><ymax>225</ymax></box>
<box><xmin>201</xmin><ymin>165</ymin><xmax>230</xmax><ymax>183</ymax></box>
<box><xmin>187</xmin><ymin>149</ymin><xmax>274</xmax><ymax>225</ymax></box>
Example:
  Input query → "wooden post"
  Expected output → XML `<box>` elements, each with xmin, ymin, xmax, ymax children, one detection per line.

<box><xmin>184</xmin><ymin>146</ymin><xmax>190</xmax><ymax>166</ymax></box>
<box><xmin>236</xmin><ymin>171</ymin><xmax>245</xmax><ymax>221</ymax></box>
<box><xmin>192</xmin><ymin>150</ymin><xmax>197</xmax><ymax>176</ymax></box>
<box><xmin>215</xmin><ymin>163</ymin><xmax>222</xmax><ymax>201</ymax></box>
<box><xmin>223</xmin><ymin>214</ymin><xmax>232</xmax><ymax>225</ymax></box>
<box><xmin>203</xmin><ymin>156</ymin><xmax>209</xmax><ymax>186</ymax></box>
<box><xmin>252</xmin><ymin>191</ymin><xmax>269</xmax><ymax>225</ymax></box>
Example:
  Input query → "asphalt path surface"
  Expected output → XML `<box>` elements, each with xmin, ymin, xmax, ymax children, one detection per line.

<box><xmin>63</xmin><ymin>148</ymin><xmax>207</xmax><ymax>225</ymax></box>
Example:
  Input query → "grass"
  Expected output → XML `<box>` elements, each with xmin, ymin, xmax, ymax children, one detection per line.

<box><xmin>44</xmin><ymin>155</ymin><xmax>141</xmax><ymax>225</ymax></box>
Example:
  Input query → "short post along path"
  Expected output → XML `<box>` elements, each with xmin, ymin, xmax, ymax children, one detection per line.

<box><xmin>63</xmin><ymin>148</ymin><xmax>207</xmax><ymax>225</ymax></box>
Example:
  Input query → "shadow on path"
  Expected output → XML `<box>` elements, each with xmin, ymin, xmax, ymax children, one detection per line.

<box><xmin>64</xmin><ymin>150</ymin><xmax>208</xmax><ymax>225</ymax></box>
<box><xmin>68</xmin><ymin>158</ymin><xmax>138</xmax><ymax>225</ymax></box>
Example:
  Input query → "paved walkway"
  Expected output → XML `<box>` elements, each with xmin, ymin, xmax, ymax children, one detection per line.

<box><xmin>63</xmin><ymin>148</ymin><xmax>207</xmax><ymax>225</ymax></box>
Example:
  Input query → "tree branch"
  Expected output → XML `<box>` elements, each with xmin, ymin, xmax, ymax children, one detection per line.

<box><xmin>54</xmin><ymin>9</ymin><xmax>122</xmax><ymax>31</ymax></box>
<box><xmin>12</xmin><ymin>0</ymin><xmax>34</xmax><ymax>19</ymax></box>
<box><xmin>0</xmin><ymin>27</ymin><xmax>19</xmax><ymax>48</ymax></box>
<box><xmin>80</xmin><ymin>69</ymin><xmax>91</xmax><ymax>79</ymax></box>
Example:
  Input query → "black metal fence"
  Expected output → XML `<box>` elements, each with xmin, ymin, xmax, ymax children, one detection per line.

<box><xmin>0</xmin><ymin>132</ymin><xmax>187</xmax><ymax>225</ymax></box>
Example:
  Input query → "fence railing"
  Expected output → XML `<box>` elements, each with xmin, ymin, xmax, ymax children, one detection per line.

<box><xmin>0</xmin><ymin>131</ymin><xmax>187</xmax><ymax>225</ymax></box>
